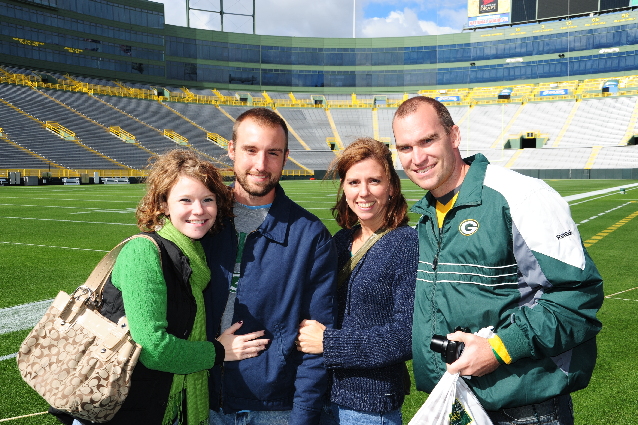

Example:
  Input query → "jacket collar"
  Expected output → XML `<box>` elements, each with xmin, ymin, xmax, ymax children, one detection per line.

<box><xmin>252</xmin><ymin>184</ymin><xmax>291</xmax><ymax>245</ymax></box>
<box><xmin>410</xmin><ymin>153</ymin><xmax>489</xmax><ymax>216</ymax></box>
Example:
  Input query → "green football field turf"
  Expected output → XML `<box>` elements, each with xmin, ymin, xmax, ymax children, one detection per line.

<box><xmin>1</xmin><ymin>179</ymin><xmax>636</xmax><ymax>424</ymax></box>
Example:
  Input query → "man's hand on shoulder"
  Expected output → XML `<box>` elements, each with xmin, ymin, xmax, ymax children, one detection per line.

<box><xmin>446</xmin><ymin>331</ymin><xmax>500</xmax><ymax>377</ymax></box>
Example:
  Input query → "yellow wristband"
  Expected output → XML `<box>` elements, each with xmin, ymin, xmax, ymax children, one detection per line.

<box><xmin>488</xmin><ymin>335</ymin><xmax>512</xmax><ymax>365</ymax></box>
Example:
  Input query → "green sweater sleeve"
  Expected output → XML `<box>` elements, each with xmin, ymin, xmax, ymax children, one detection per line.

<box><xmin>111</xmin><ymin>237</ymin><xmax>217</xmax><ymax>374</ymax></box>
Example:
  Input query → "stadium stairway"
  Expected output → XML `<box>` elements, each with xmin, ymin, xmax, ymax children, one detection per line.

<box><xmin>551</xmin><ymin>101</ymin><xmax>582</xmax><ymax>148</ymax></box>
<box><xmin>324</xmin><ymin>109</ymin><xmax>344</xmax><ymax>151</ymax></box>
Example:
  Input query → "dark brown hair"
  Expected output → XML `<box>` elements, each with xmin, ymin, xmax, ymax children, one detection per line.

<box><xmin>232</xmin><ymin>108</ymin><xmax>289</xmax><ymax>151</ymax></box>
<box><xmin>328</xmin><ymin>138</ymin><xmax>408</xmax><ymax>230</ymax></box>
<box><xmin>137</xmin><ymin>149</ymin><xmax>232</xmax><ymax>234</ymax></box>
<box><xmin>393</xmin><ymin>96</ymin><xmax>456</xmax><ymax>135</ymax></box>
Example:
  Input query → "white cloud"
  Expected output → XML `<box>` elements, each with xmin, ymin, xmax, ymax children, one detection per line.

<box><xmin>152</xmin><ymin>0</ymin><xmax>465</xmax><ymax>37</ymax></box>
<box><xmin>256</xmin><ymin>0</ymin><xmax>354</xmax><ymax>38</ymax></box>
<box><xmin>154</xmin><ymin>0</ymin><xmax>187</xmax><ymax>27</ymax></box>
<box><xmin>361</xmin><ymin>8</ymin><xmax>457</xmax><ymax>37</ymax></box>
<box><xmin>438</xmin><ymin>7</ymin><xmax>469</xmax><ymax>30</ymax></box>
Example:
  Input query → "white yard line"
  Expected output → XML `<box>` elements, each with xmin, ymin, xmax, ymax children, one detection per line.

<box><xmin>0</xmin><ymin>353</ymin><xmax>16</xmax><ymax>362</ymax></box>
<box><xmin>605</xmin><ymin>287</ymin><xmax>638</xmax><ymax>298</ymax></box>
<box><xmin>2</xmin><ymin>217</ymin><xmax>136</xmax><ymax>226</ymax></box>
<box><xmin>1</xmin><ymin>241</ymin><xmax>109</xmax><ymax>252</ymax></box>
<box><xmin>0</xmin><ymin>300</ymin><xmax>52</xmax><ymax>362</ymax></box>
<box><xmin>577</xmin><ymin>202</ymin><xmax>634</xmax><ymax>225</ymax></box>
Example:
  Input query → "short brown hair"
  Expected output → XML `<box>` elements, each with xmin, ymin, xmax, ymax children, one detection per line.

<box><xmin>394</xmin><ymin>96</ymin><xmax>456</xmax><ymax>135</ymax></box>
<box><xmin>232</xmin><ymin>108</ymin><xmax>289</xmax><ymax>151</ymax></box>
<box><xmin>137</xmin><ymin>149</ymin><xmax>232</xmax><ymax>234</ymax></box>
<box><xmin>328</xmin><ymin>138</ymin><xmax>408</xmax><ymax>230</ymax></box>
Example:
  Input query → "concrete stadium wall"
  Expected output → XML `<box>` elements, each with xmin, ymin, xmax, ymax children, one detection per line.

<box><xmin>514</xmin><ymin>168</ymin><xmax>638</xmax><ymax>179</ymax></box>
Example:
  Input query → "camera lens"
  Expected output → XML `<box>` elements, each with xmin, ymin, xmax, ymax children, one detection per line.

<box><xmin>430</xmin><ymin>334</ymin><xmax>449</xmax><ymax>354</ymax></box>
<box><xmin>430</xmin><ymin>334</ymin><xmax>465</xmax><ymax>363</ymax></box>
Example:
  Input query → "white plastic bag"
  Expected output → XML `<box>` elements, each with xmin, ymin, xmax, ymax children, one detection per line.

<box><xmin>408</xmin><ymin>372</ymin><xmax>493</xmax><ymax>425</ymax></box>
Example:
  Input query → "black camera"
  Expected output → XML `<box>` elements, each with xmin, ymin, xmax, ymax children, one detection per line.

<box><xmin>430</xmin><ymin>327</ymin><xmax>470</xmax><ymax>364</ymax></box>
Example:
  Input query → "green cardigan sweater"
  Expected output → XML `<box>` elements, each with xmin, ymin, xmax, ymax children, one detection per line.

<box><xmin>111</xmin><ymin>237</ymin><xmax>217</xmax><ymax>374</ymax></box>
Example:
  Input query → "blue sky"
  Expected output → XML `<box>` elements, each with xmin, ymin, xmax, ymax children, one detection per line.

<box><xmin>153</xmin><ymin>0</ymin><xmax>469</xmax><ymax>37</ymax></box>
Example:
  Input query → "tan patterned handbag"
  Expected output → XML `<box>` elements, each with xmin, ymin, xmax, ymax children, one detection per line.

<box><xmin>16</xmin><ymin>234</ymin><xmax>158</xmax><ymax>423</ymax></box>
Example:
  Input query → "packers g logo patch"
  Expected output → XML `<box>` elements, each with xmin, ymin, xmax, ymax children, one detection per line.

<box><xmin>459</xmin><ymin>219</ymin><xmax>479</xmax><ymax>236</ymax></box>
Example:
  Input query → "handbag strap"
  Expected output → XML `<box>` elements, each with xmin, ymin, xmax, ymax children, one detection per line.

<box><xmin>336</xmin><ymin>227</ymin><xmax>391</xmax><ymax>288</ymax></box>
<box><xmin>77</xmin><ymin>234</ymin><xmax>161</xmax><ymax>305</ymax></box>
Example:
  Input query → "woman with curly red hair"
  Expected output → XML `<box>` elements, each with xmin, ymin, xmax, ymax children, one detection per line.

<box><xmin>59</xmin><ymin>150</ymin><xmax>264</xmax><ymax>425</ymax></box>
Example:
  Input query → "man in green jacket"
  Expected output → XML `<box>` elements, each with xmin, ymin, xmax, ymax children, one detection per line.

<box><xmin>392</xmin><ymin>96</ymin><xmax>603</xmax><ymax>425</ymax></box>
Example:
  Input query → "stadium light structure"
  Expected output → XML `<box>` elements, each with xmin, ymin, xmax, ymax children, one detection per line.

<box><xmin>353</xmin><ymin>0</ymin><xmax>356</xmax><ymax>38</ymax></box>
<box><xmin>187</xmin><ymin>0</ymin><xmax>256</xmax><ymax>34</ymax></box>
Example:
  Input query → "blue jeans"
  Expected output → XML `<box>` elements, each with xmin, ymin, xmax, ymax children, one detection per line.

<box><xmin>209</xmin><ymin>409</ymin><xmax>291</xmax><ymax>425</ymax></box>
<box><xmin>319</xmin><ymin>402</ymin><xmax>402</xmax><ymax>425</ymax></box>
<box><xmin>486</xmin><ymin>394</ymin><xmax>574</xmax><ymax>425</ymax></box>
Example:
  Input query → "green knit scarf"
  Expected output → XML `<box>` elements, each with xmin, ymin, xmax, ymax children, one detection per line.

<box><xmin>158</xmin><ymin>219</ymin><xmax>211</xmax><ymax>425</ymax></box>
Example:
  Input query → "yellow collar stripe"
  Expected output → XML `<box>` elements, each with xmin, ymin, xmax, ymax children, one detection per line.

<box><xmin>435</xmin><ymin>192</ymin><xmax>459</xmax><ymax>228</ymax></box>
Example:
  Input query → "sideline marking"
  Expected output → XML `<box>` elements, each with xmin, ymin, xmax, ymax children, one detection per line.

<box><xmin>583</xmin><ymin>209</ymin><xmax>638</xmax><ymax>247</ymax></box>
<box><xmin>569</xmin><ymin>191</ymin><xmax>628</xmax><ymax>207</ymax></box>
<box><xmin>564</xmin><ymin>183</ymin><xmax>638</xmax><ymax>203</ymax></box>
<box><xmin>0</xmin><ymin>353</ymin><xmax>16</xmax><ymax>362</ymax></box>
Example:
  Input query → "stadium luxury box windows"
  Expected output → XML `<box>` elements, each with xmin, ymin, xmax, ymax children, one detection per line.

<box><xmin>4</xmin><ymin>1</ymin><xmax>638</xmax><ymax>90</ymax></box>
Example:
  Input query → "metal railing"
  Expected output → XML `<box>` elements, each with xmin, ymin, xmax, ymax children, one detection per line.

<box><xmin>109</xmin><ymin>126</ymin><xmax>136</xmax><ymax>143</ymax></box>
<box><xmin>0</xmin><ymin>169</ymin><xmax>147</xmax><ymax>178</ymax></box>
<box><xmin>45</xmin><ymin>121</ymin><xmax>76</xmax><ymax>140</ymax></box>
<box><xmin>163</xmin><ymin>129</ymin><xmax>189</xmax><ymax>146</ymax></box>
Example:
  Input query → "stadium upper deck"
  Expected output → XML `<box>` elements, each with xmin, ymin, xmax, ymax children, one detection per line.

<box><xmin>2</xmin><ymin>0</ymin><xmax>638</xmax><ymax>93</ymax></box>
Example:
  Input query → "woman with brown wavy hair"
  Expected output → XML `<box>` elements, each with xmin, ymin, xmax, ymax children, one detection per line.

<box><xmin>297</xmin><ymin>138</ymin><xmax>418</xmax><ymax>425</ymax></box>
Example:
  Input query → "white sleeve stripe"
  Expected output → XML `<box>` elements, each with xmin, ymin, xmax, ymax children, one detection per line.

<box><xmin>417</xmin><ymin>278</ymin><xmax>519</xmax><ymax>287</ymax></box>
<box><xmin>419</xmin><ymin>260</ymin><xmax>517</xmax><ymax>270</ymax></box>
<box><xmin>420</xmin><ymin>270</ymin><xmax>518</xmax><ymax>278</ymax></box>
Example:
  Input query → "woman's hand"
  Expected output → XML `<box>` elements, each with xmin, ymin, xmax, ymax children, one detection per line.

<box><xmin>217</xmin><ymin>321</ymin><xmax>269</xmax><ymax>361</ymax></box>
<box><xmin>296</xmin><ymin>319</ymin><xmax>326</xmax><ymax>354</ymax></box>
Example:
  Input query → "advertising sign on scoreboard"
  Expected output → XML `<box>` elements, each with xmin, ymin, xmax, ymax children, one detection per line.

<box><xmin>468</xmin><ymin>0</ymin><xmax>511</xmax><ymax>28</ymax></box>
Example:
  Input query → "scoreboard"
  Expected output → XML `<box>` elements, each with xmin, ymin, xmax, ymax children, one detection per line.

<box><xmin>474</xmin><ymin>0</ymin><xmax>633</xmax><ymax>26</ymax></box>
<box><xmin>537</xmin><ymin>0</ymin><xmax>600</xmax><ymax>20</ymax></box>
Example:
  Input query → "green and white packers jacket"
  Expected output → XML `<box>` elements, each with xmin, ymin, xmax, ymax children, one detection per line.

<box><xmin>411</xmin><ymin>153</ymin><xmax>604</xmax><ymax>411</ymax></box>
